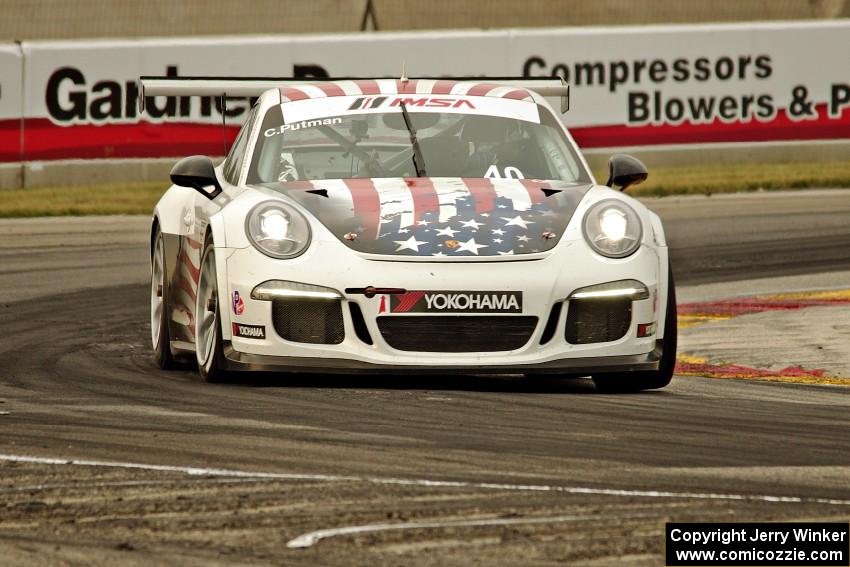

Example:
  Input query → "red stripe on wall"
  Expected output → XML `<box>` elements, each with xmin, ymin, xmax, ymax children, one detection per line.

<box><xmin>0</xmin><ymin>118</ymin><xmax>21</xmax><ymax>162</ymax></box>
<box><xmin>462</xmin><ymin>178</ymin><xmax>498</xmax><ymax>213</ymax></box>
<box><xmin>3</xmin><ymin>102</ymin><xmax>848</xmax><ymax>163</ymax></box>
<box><xmin>18</xmin><ymin>119</ymin><xmax>240</xmax><ymax>161</ymax></box>
<box><xmin>570</xmin><ymin>104</ymin><xmax>850</xmax><ymax>149</ymax></box>
<box><xmin>405</xmin><ymin>177</ymin><xmax>439</xmax><ymax>223</ymax></box>
<box><xmin>343</xmin><ymin>178</ymin><xmax>381</xmax><ymax>240</ymax></box>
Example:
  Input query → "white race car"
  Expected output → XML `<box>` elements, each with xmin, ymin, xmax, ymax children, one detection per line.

<box><xmin>142</xmin><ymin>76</ymin><xmax>676</xmax><ymax>391</ymax></box>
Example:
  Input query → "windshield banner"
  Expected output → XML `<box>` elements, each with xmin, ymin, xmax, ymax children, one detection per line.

<box><xmin>280</xmin><ymin>93</ymin><xmax>541</xmax><ymax>125</ymax></box>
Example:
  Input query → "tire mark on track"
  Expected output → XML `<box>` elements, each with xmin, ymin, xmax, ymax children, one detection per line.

<box><xmin>5</xmin><ymin>454</ymin><xmax>850</xmax><ymax>508</ymax></box>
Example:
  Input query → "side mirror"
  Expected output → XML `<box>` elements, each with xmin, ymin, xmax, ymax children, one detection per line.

<box><xmin>605</xmin><ymin>154</ymin><xmax>648</xmax><ymax>191</ymax></box>
<box><xmin>170</xmin><ymin>156</ymin><xmax>222</xmax><ymax>199</ymax></box>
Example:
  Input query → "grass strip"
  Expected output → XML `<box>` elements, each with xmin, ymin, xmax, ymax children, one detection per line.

<box><xmin>596</xmin><ymin>160</ymin><xmax>850</xmax><ymax>197</ymax></box>
<box><xmin>1</xmin><ymin>161</ymin><xmax>849</xmax><ymax>217</ymax></box>
<box><xmin>0</xmin><ymin>182</ymin><xmax>165</xmax><ymax>218</ymax></box>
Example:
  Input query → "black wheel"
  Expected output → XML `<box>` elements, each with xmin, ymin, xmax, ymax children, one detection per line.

<box><xmin>151</xmin><ymin>226</ymin><xmax>178</xmax><ymax>369</ymax></box>
<box><xmin>592</xmin><ymin>266</ymin><xmax>677</xmax><ymax>393</ymax></box>
<box><xmin>195</xmin><ymin>234</ymin><xmax>230</xmax><ymax>383</ymax></box>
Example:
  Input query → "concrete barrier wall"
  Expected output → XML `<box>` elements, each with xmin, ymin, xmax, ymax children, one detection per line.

<box><xmin>2</xmin><ymin>21</ymin><xmax>849</xmax><ymax>188</ymax></box>
<box><xmin>2</xmin><ymin>0</ymin><xmax>848</xmax><ymax>40</ymax></box>
<box><xmin>0</xmin><ymin>44</ymin><xmax>22</xmax><ymax>169</ymax></box>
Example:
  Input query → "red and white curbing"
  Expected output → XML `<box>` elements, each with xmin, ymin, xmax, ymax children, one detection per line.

<box><xmin>676</xmin><ymin>288</ymin><xmax>850</xmax><ymax>384</ymax></box>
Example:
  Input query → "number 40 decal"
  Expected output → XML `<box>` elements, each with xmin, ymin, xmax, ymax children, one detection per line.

<box><xmin>484</xmin><ymin>165</ymin><xmax>525</xmax><ymax>179</ymax></box>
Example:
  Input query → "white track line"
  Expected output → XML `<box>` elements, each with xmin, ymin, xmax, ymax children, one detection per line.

<box><xmin>287</xmin><ymin>514</ymin><xmax>588</xmax><ymax>548</ymax></box>
<box><xmin>3</xmin><ymin>477</ymin><xmax>268</xmax><ymax>494</ymax></box>
<box><xmin>288</xmin><ymin>510</ymin><xmax>676</xmax><ymax>549</ymax></box>
<box><xmin>3</xmin><ymin>453</ymin><xmax>850</xmax><ymax>511</ymax></box>
<box><xmin>0</xmin><ymin>454</ymin><xmax>358</xmax><ymax>482</ymax></box>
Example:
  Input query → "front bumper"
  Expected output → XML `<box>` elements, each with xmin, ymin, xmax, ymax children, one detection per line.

<box><xmin>222</xmin><ymin>340</ymin><xmax>665</xmax><ymax>375</ymax></box>
<box><xmin>216</xmin><ymin>234</ymin><xmax>669</xmax><ymax>374</ymax></box>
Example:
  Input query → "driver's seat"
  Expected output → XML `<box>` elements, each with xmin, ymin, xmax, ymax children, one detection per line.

<box><xmin>417</xmin><ymin>135</ymin><xmax>464</xmax><ymax>177</ymax></box>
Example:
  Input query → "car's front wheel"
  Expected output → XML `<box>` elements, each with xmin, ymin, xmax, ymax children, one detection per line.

<box><xmin>592</xmin><ymin>266</ymin><xmax>677</xmax><ymax>393</ymax></box>
<box><xmin>195</xmin><ymin>235</ymin><xmax>229</xmax><ymax>383</ymax></box>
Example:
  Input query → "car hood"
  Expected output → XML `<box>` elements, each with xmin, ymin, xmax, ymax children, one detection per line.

<box><xmin>257</xmin><ymin>178</ymin><xmax>592</xmax><ymax>257</ymax></box>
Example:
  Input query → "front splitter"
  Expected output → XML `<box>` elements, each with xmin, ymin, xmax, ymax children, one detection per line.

<box><xmin>221</xmin><ymin>341</ymin><xmax>664</xmax><ymax>376</ymax></box>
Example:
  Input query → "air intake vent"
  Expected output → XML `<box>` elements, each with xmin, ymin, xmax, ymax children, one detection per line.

<box><xmin>377</xmin><ymin>316</ymin><xmax>537</xmax><ymax>352</ymax></box>
<box><xmin>565</xmin><ymin>298</ymin><xmax>631</xmax><ymax>344</ymax></box>
<box><xmin>272</xmin><ymin>299</ymin><xmax>344</xmax><ymax>344</ymax></box>
<box><xmin>539</xmin><ymin>302</ymin><xmax>563</xmax><ymax>345</ymax></box>
<box><xmin>348</xmin><ymin>303</ymin><xmax>373</xmax><ymax>345</ymax></box>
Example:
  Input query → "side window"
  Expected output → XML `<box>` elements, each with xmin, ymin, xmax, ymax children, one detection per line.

<box><xmin>537</xmin><ymin>107</ymin><xmax>590</xmax><ymax>183</ymax></box>
<box><xmin>222</xmin><ymin>104</ymin><xmax>260</xmax><ymax>185</ymax></box>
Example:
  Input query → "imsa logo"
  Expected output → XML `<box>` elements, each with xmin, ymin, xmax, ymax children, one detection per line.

<box><xmin>232</xmin><ymin>323</ymin><xmax>266</xmax><ymax>340</ymax></box>
<box><xmin>347</xmin><ymin>97</ymin><xmax>476</xmax><ymax>111</ymax></box>
<box><xmin>390</xmin><ymin>290</ymin><xmax>522</xmax><ymax>314</ymax></box>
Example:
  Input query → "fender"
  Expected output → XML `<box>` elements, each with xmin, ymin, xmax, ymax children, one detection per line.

<box><xmin>151</xmin><ymin>184</ymin><xmax>196</xmax><ymax>349</ymax></box>
<box><xmin>152</xmin><ymin>183</ymin><xmax>232</xmax><ymax>352</ymax></box>
<box><xmin>207</xmin><ymin>209</ymin><xmax>233</xmax><ymax>341</ymax></box>
<box><xmin>648</xmin><ymin>211</ymin><xmax>671</xmax><ymax>337</ymax></box>
<box><xmin>648</xmin><ymin>210</ymin><xmax>668</xmax><ymax>247</ymax></box>
<box><xmin>153</xmin><ymin>184</ymin><xmax>197</xmax><ymax>237</ymax></box>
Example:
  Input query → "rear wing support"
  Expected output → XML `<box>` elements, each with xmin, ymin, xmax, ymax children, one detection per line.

<box><xmin>138</xmin><ymin>76</ymin><xmax>571</xmax><ymax>113</ymax></box>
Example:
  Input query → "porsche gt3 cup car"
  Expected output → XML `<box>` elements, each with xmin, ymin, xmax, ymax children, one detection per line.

<box><xmin>143</xmin><ymin>76</ymin><xmax>676</xmax><ymax>391</ymax></box>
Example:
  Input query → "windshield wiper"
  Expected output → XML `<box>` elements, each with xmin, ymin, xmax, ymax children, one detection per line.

<box><xmin>399</xmin><ymin>101</ymin><xmax>427</xmax><ymax>177</ymax></box>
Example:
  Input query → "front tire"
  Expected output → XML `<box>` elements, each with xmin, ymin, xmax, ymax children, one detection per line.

<box><xmin>592</xmin><ymin>266</ymin><xmax>677</xmax><ymax>393</ymax></box>
<box><xmin>195</xmin><ymin>234</ymin><xmax>229</xmax><ymax>383</ymax></box>
<box><xmin>151</xmin><ymin>227</ymin><xmax>177</xmax><ymax>369</ymax></box>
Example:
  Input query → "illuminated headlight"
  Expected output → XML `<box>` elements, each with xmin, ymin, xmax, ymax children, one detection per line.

<box><xmin>569</xmin><ymin>280</ymin><xmax>649</xmax><ymax>300</ymax></box>
<box><xmin>245</xmin><ymin>201</ymin><xmax>311</xmax><ymax>259</ymax></box>
<box><xmin>582</xmin><ymin>199</ymin><xmax>643</xmax><ymax>258</ymax></box>
<box><xmin>251</xmin><ymin>280</ymin><xmax>342</xmax><ymax>301</ymax></box>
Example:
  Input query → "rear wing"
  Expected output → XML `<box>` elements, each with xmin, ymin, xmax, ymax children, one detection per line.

<box><xmin>137</xmin><ymin>76</ymin><xmax>571</xmax><ymax>113</ymax></box>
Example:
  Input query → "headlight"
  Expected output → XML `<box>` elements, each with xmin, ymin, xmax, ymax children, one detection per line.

<box><xmin>582</xmin><ymin>199</ymin><xmax>642</xmax><ymax>258</ymax></box>
<box><xmin>245</xmin><ymin>201</ymin><xmax>311</xmax><ymax>259</ymax></box>
<box><xmin>569</xmin><ymin>280</ymin><xmax>649</xmax><ymax>300</ymax></box>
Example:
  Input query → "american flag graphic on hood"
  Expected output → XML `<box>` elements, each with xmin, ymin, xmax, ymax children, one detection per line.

<box><xmin>262</xmin><ymin>177</ymin><xmax>592</xmax><ymax>257</ymax></box>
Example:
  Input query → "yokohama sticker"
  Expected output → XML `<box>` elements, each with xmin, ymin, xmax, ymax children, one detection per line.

<box><xmin>389</xmin><ymin>290</ymin><xmax>522</xmax><ymax>314</ymax></box>
<box><xmin>232</xmin><ymin>323</ymin><xmax>266</xmax><ymax>340</ymax></box>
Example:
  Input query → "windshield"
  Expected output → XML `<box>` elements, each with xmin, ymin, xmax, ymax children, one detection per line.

<box><xmin>247</xmin><ymin>98</ymin><xmax>590</xmax><ymax>184</ymax></box>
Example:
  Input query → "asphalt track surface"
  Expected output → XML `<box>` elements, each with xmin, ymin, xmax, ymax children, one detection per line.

<box><xmin>1</xmin><ymin>189</ymin><xmax>850</xmax><ymax>566</ymax></box>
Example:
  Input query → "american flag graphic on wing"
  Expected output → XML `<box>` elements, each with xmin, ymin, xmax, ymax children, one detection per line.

<box><xmin>271</xmin><ymin>177</ymin><xmax>590</xmax><ymax>257</ymax></box>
